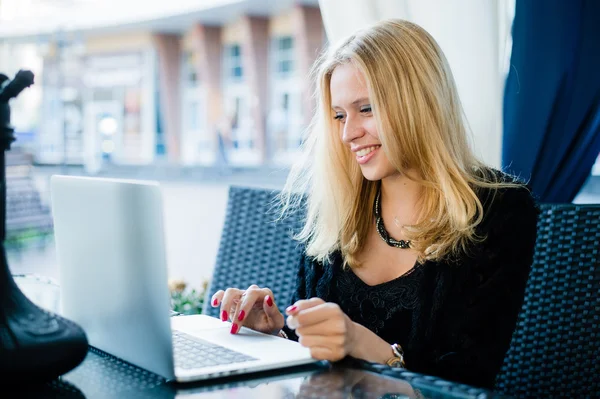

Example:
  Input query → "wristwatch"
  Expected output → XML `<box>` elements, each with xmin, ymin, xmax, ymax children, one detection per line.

<box><xmin>385</xmin><ymin>343</ymin><xmax>406</xmax><ymax>368</ymax></box>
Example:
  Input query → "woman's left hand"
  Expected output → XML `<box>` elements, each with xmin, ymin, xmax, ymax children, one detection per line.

<box><xmin>285</xmin><ymin>298</ymin><xmax>357</xmax><ymax>361</ymax></box>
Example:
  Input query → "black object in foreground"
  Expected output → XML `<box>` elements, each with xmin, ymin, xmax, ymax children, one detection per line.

<box><xmin>0</xmin><ymin>70</ymin><xmax>88</xmax><ymax>383</ymax></box>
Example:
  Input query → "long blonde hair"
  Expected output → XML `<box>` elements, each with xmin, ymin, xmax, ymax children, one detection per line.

<box><xmin>281</xmin><ymin>19</ymin><xmax>516</xmax><ymax>267</ymax></box>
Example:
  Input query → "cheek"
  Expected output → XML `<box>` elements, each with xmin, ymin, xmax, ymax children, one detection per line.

<box><xmin>364</xmin><ymin>118</ymin><xmax>379</xmax><ymax>138</ymax></box>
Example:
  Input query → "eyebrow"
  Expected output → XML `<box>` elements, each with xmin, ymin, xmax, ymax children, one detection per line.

<box><xmin>331</xmin><ymin>97</ymin><xmax>370</xmax><ymax>110</ymax></box>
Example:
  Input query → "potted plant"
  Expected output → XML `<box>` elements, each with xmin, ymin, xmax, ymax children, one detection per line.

<box><xmin>169</xmin><ymin>279</ymin><xmax>208</xmax><ymax>315</ymax></box>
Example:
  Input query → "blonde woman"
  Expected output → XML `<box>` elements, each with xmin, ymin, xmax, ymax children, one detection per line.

<box><xmin>211</xmin><ymin>19</ymin><xmax>538</xmax><ymax>389</ymax></box>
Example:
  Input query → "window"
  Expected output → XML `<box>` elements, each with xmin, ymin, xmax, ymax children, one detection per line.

<box><xmin>272</xmin><ymin>36</ymin><xmax>294</xmax><ymax>78</ymax></box>
<box><xmin>182</xmin><ymin>51</ymin><xmax>199</xmax><ymax>87</ymax></box>
<box><xmin>224</xmin><ymin>44</ymin><xmax>243</xmax><ymax>81</ymax></box>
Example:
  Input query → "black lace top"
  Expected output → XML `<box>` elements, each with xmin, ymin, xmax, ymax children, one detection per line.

<box><xmin>282</xmin><ymin>174</ymin><xmax>540</xmax><ymax>389</ymax></box>
<box><xmin>330</xmin><ymin>263</ymin><xmax>423</xmax><ymax>346</ymax></box>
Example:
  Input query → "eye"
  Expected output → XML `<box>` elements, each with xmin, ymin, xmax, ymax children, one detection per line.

<box><xmin>360</xmin><ymin>105</ymin><xmax>372</xmax><ymax>114</ymax></box>
<box><xmin>334</xmin><ymin>112</ymin><xmax>346</xmax><ymax>122</ymax></box>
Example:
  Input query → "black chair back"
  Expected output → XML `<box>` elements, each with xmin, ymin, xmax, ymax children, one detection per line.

<box><xmin>203</xmin><ymin>186</ymin><xmax>305</xmax><ymax>317</ymax></box>
<box><xmin>207</xmin><ymin>190</ymin><xmax>600</xmax><ymax>397</ymax></box>
<box><xmin>495</xmin><ymin>203</ymin><xmax>600</xmax><ymax>398</ymax></box>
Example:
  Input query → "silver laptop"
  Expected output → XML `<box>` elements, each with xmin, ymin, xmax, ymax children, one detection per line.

<box><xmin>50</xmin><ymin>175</ymin><xmax>316</xmax><ymax>382</ymax></box>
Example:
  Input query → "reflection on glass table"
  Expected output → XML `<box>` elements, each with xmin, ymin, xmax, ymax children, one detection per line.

<box><xmin>56</xmin><ymin>349</ymin><xmax>501</xmax><ymax>399</ymax></box>
<box><xmin>174</xmin><ymin>367</ymin><xmax>420</xmax><ymax>399</ymax></box>
<box><xmin>172</xmin><ymin>364</ymin><xmax>503</xmax><ymax>399</ymax></box>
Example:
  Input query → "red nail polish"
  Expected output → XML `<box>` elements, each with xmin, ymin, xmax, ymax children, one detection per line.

<box><xmin>287</xmin><ymin>305</ymin><xmax>297</xmax><ymax>313</ymax></box>
<box><xmin>238</xmin><ymin>310</ymin><xmax>245</xmax><ymax>321</ymax></box>
<box><xmin>221</xmin><ymin>311</ymin><xmax>228</xmax><ymax>322</ymax></box>
<box><xmin>266</xmin><ymin>296</ymin><xmax>273</xmax><ymax>307</ymax></box>
<box><xmin>212</xmin><ymin>298</ymin><xmax>218</xmax><ymax>306</ymax></box>
<box><xmin>230</xmin><ymin>323</ymin><xmax>239</xmax><ymax>334</ymax></box>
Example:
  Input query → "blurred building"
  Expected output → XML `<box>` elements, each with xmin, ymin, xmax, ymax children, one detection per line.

<box><xmin>0</xmin><ymin>0</ymin><xmax>325</xmax><ymax>169</ymax></box>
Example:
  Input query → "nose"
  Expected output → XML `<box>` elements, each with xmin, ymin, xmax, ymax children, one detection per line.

<box><xmin>341</xmin><ymin>115</ymin><xmax>366</xmax><ymax>144</ymax></box>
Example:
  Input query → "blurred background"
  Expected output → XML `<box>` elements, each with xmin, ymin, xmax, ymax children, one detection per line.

<box><xmin>1</xmin><ymin>0</ymin><xmax>598</xmax><ymax>298</ymax></box>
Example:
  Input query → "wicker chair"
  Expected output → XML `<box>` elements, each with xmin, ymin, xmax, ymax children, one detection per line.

<box><xmin>203</xmin><ymin>186</ymin><xmax>306</xmax><ymax>317</ymax></box>
<box><xmin>206</xmin><ymin>188</ymin><xmax>600</xmax><ymax>397</ymax></box>
<box><xmin>495</xmin><ymin>203</ymin><xmax>600</xmax><ymax>398</ymax></box>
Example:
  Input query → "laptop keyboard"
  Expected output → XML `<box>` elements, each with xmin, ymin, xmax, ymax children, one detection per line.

<box><xmin>172</xmin><ymin>330</ymin><xmax>258</xmax><ymax>370</ymax></box>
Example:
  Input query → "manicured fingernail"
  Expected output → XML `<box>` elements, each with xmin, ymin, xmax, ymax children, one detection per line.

<box><xmin>230</xmin><ymin>323</ymin><xmax>238</xmax><ymax>334</ymax></box>
<box><xmin>212</xmin><ymin>298</ymin><xmax>218</xmax><ymax>306</ymax></box>
<box><xmin>266</xmin><ymin>295</ymin><xmax>273</xmax><ymax>307</ymax></box>
<box><xmin>221</xmin><ymin>311</ymin><xmax>228</xmax><ymax>321</ymax></box>
<box><xmin>238</xmin><ymin>310</ymin><xmax>245</xmax><ymax>321</ymax></box>
<box><xmin>286</xmin><ymin>305</ymin><xmax>297</xmax><ymax>313</ymax></box>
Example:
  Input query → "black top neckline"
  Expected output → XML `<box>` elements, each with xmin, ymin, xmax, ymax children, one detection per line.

<box><xmin>344</xmin><ymin>261</ymin><xmax>424</xmax><ymax>289</ymax></box>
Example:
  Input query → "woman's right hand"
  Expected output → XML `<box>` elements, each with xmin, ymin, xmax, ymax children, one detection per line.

<box><xmin>210</xmin><ymin>285</ymin><xmax>285</xmax><ymax>336</ymax></box>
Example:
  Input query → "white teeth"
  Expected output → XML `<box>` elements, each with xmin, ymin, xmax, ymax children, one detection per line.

<box><xmin>356</xmin><ymin>146</ymin><xmax>378</xmax><ymax>157</ymax></box>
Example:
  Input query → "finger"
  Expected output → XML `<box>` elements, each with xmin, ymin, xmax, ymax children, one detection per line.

<box><xmin>298</xmin><ymin>334</ymin><xmax>345</xmax><ymax>351</ymax></box>
<box><xmin>230</xmin><ymin>286</ymin><xmax>264</xmax><ymax>334</ymax></box>
<box><xmin>210</xmin><ymin>290</ymin><xmax>225</xmax><ymax>307</ymax></box>
<box><xmin>307</xmin><ymin>346</ymin><xmax>337</xmax><ymax>361</ymax></box>
<box><xmin>260</xmin><ymin>288</ymin><xmax>280</xmax><ymax>318</ymax></box>
<box><xmin>220</xmin><ymin>288</ymin><xmax>243</xmax><ymax>322</ymax></box>
<box><xmin>287</xmin><ymin>302</ymin><xmax>338</xmax><ymax>330</ymax></box>
<box><xmin>262</xmin><ymin>290</ymin><xmax>284</xmax><ymax>327</ymax></box>
<box><xmin>294</xmin><ymin>303</ymin><xmax>341</xmax><ymax>328</ymax></box>
<box><xmin>286</xmin><ymin>297</ymin><xmax>325</xmax><ymax>315</ymax></box>
<box><xmin>295</xmin><ymin>318</ymin><xmax>347</xmax><ymax>338</ymax></box>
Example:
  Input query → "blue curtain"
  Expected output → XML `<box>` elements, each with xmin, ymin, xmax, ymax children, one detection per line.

<box><xmin>502</xmin><ymin>0</ymin><xmax>600</xmax><ymax>202</ymax></box>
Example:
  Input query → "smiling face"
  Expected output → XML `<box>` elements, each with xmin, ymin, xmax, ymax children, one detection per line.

<box><xmin>329</xmin><ymin>62</ymin><xmax>399</xmax><ymax>181</ymax></box>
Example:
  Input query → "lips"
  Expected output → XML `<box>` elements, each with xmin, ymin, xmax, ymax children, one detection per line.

<box><xmin>355</xmin><ymin>145</ymin><xmax>381</xmax><ymax>165</ymax></box>
<box><xmin>356</xmin><ymin>146</ymin><xmax>379</xmax><ymax>157</ymax></box>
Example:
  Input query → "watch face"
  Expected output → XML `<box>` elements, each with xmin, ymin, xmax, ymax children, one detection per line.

<box><xmin>386</xmin><ymin>358</ymin><xmax>404</xmax><ymax>368</ymax></box>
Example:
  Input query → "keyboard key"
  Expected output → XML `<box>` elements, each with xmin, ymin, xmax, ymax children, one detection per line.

<box><xmin>172</xmin><ymin>331</ymin><xmax>257</xmax><ymax>370</ymax></box>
